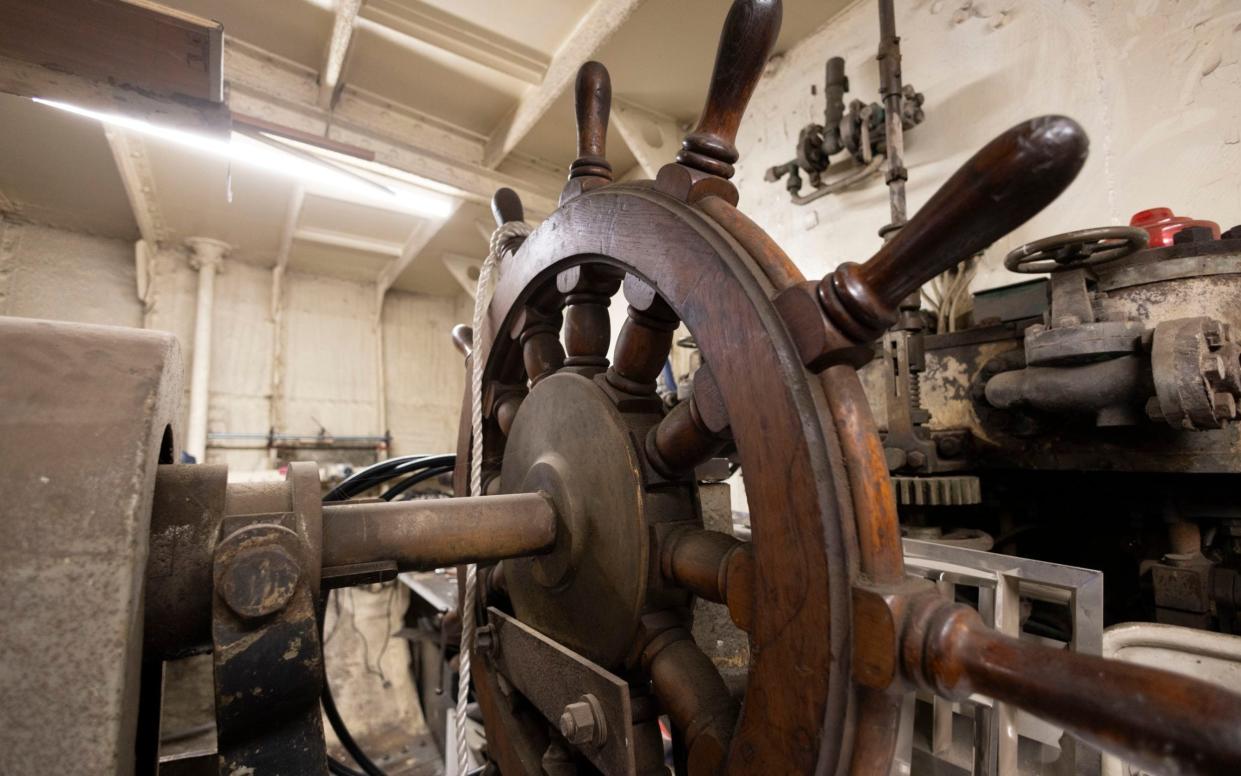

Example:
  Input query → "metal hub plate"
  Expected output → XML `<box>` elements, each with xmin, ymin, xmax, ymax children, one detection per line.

<box><xmin>500</xmin><ymin>372</ymin><xmax>650</xmax><ymax>668</ymax></box>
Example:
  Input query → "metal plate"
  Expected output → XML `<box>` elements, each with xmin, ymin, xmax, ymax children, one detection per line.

<box><xmin>499</xmin><ymin>371</ymin><xmax>649</xmax><ymax>668</ymax></box>
<box><xmin>487</xmin><ymin>608</ymin><xmax>635</xmax><ymax>776</ymax></box>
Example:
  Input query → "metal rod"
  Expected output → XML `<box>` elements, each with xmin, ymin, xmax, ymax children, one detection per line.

<box><xmin>877</xmin><ymin>0</ymin><xmax>907</xmax><ymax>234</ymax></box>
<box><xmin>321</xmin><ymin>492</ymin><xmax>557</xmax><ymax>571</ymax></box>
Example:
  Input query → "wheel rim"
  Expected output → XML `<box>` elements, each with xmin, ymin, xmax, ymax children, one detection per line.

<box><xmin>469</xmin><ymin>184</ymin><xmax>860</xmax><ymax>774</ymax></box>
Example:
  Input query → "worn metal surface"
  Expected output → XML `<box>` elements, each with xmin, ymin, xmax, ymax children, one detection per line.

<box><xmin>146</xmin><ymin>464</ymin><xmax>229</xmax><ymax>658</ymax></box>
<box><xmin>321</xmin><ymin>492</ymin><xmax>557</xmax><ymax>571</ymax></box>
<box><xmin>0</xmin><ymin>318</ymin><xmax>181</xmax><ymax>775</ymax></box>
<box><xmin>210</xmin><ymin>463</ymin><xmax>327</xmax><ymax>774</ymax></box>
<box><xmin>486</xmin><ymin>608</ymin><xmax>636</xmax><ymax>776</ymax></box>
<box><xmin>499</xmin><ymin>371</ymin><xmax>654</xmax><ymax>668</ymax></box>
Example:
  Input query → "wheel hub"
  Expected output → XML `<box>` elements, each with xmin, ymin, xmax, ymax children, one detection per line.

<box><xmin>500</xmin><ymin>372</ymin><xmax>658</xmax><ymax>668</ymax></box>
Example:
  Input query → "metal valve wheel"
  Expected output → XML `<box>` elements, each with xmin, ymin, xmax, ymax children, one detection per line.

<box><xmin>457</xmin><ymin>2</ymin><xmax>1241</xmax><ymax>775</ymax></box>
<box><xmin>1004</xmin><ymin>225</ymin><xmax>1149</xmax><ymax>274</ymax></box>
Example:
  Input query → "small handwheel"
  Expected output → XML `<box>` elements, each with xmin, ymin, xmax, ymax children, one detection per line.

<box><xmin>1004</xmin><ymin>225</ymin><xmax>1148</xmax><ymax>273</ymax></box>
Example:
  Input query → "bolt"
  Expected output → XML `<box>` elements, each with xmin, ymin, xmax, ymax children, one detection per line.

<box><xmin>906</xmin><ymin>450</ymin><xmax>927</xmax><ymax>469</ymax></box>
<box><xmin>1213</xmin><ymin>392</ymin><xmax>1237</xmax><ymax>421</ymax></box>
<box><xmin>475</xmin><ymin>624</ymin><xmax>495</xmax><ymax>655</ymax></box>
<box><xmin>559</xmin><ymin>694</ymin><xmax>605</xmax><ymax>747</ymax></box>
<box><xmin>936</xmin><ymin>436</ymin><xmax>963</xmax><ymax>458</ymax></box>
<box><xmin>883</xmin><ymin>447</ymin><xmax>907</xmax><ymax>471</ymax></box>
<box><xmin>1203</xmin><ymin>353</ymin><xmax>1226</xmax><ymax>383</ymax></box>
<box><xmin>218</xmin><ymin>543</ymin><xmax>300</xmax><ymax>620</ymax></box>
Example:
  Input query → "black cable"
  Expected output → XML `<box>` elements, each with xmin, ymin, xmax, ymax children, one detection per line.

<box><xmin>380</xmin><ymin>465</ymin><xmax>454</xmax><ymax>501</ymax></box>
<box><xmin>325</xmin><ymin>454</ymin><xmax>446</xmax><ymax>502</ymax></box>
<box><xmin>318</xmin><ymin>453</ymin><xmax>457</xmax><ymax>775</ymax></box>
<box><xmin>319</xmin><ymin>593</ymin><xmax>387</xmax><ymax>776</ymax></box>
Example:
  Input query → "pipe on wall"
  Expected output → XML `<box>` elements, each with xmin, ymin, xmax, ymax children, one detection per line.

<box><xmin>184</xmin><ymin>237</ymin><xmax>230</xmax><ymax>463</ymax></box>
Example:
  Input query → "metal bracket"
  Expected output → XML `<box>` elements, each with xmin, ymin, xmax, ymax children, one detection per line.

<box><xmin>485</xmin><ymin>608</ymin><xmax>636</xmax><ymax>776</ymax></box>
<box><xmin>901</xmin><ymin>538</ymin><xmax>1104</xmax><ymax>776</ymax></box>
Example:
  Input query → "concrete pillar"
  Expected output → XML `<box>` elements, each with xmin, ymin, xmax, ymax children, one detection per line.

<box><xmin>185</xmin><ymin>237</ymin><xmax>229</xmax><ymax>463</ymax></box>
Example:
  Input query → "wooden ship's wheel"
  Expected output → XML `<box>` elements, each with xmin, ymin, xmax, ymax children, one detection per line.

<box><xmin>456</xmin><ymin>2</ymin><xmax>1241</xmax><ymax>774</ymax></box>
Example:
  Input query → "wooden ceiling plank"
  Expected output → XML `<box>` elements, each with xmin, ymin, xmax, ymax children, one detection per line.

<box><xmin>359</xmin><ymin>0</ymin><xmax>549</xmax><ymax>85</ymax></box>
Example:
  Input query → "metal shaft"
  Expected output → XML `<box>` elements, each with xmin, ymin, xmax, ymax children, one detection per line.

<box><xmin>877</xmin><ymin>0</ymin><xmax>906</xmax><ymax>233</ymax></box>
<box><xmin>321</xmin><ymin>492</ymin><xmax>557</xmax><ymax>571</ymax></box>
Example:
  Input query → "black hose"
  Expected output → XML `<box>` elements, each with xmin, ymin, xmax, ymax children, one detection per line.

<box><xmin>318</xmin><ymin>593</ymin><xmax>387</xmax><ymax>776</ymax></box>
<box><xmin>324</xmin><ymin>454</ymin><xmax>455</xmax><ymax>502</ymax></box>
<box><xmin>380</xmin><ymin>465</ymin><xmax>454</xmax><ymax>501</ymax></box>
<box><xmin>318</xmin><ymin>453</ymin><xmax>457</xmax><ymax>776</ymax></box>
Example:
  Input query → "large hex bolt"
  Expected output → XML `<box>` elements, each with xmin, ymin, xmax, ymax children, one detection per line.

<box><xmin>215</xmin><ymin>525</ymin><xmax>302</xmax><ymax>620</ymax></box>
<box><xmin>558</xmin><ymin>694</ymin><xmax>607</xmax><ymax>748</ymax></box>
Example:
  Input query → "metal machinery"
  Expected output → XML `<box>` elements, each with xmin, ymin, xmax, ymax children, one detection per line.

<box><xmin>4</xmin><ymin>2</ymin><xmax>1241</xmax><ymax>775</ymax></box>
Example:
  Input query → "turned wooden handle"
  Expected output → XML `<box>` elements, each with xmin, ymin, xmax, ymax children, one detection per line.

<box><xmin>676</xmin><ymin>0</ymin><xmax>782</xmax><ymax>179</ymax></box>
<box><xmin>491</xmin><ymin>186</ymin><xmax>524</xmax><ymax>227</ymax></box>
<box><xmin>917</xmin><ymin>604</ymin><xmax>1241</xmax><ymax>776</ymax></box>
<box><xmin>570</xmin><ymin>61</ymin><xmax>612</xmax><ymax>180</ymax></box>
<box><xmin>820</xmin><ymin>116</ymin><xmax>1088</xmax><ymax>336</ymax></box>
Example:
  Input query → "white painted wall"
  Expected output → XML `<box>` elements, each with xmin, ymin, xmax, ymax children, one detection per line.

<box><xmin>383</xmin><ymin>290</ymin><xmax>471</xmax><ymax>455</ymax></box>
<box><xmin>1</xmin><ymin>217</ymin><xmax>470</xmax><ymax>467</ymax></box>
<box><xmin>0</xmin><ymin>217</ymin><xmax>142</xmax><ymax>326</ymax></box>
<box><xmin>734</xmin><ymin>0</ymin><xmax>1241</xmax><ymax>291</ymax></box>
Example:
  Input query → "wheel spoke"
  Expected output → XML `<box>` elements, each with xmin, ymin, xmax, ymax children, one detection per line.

<box><xmin>660</xmin><ymin>526</ymin><xmax>753</xmax><ymax>632</ymax></box>
<box><xmin>637</xmin><ymin>612</ymin><xmax>739</xmax><ymax>775</ymax></box>
<box><xmin>606</xmin><ymin>276</ymin><xmax>679</xmax><ymax>395</ymax></box>
<box><xmin>646</xmin><ymin>364</ymin><xmax>731</xmax><ymax>476</ymax></box>
<box><xmin>512</xmin><ymin>306</ymin><xmax>565</xmax><ymax>386</ymax></box>
<box><xmin>558</xmin><ymin>264</ymin><xmax>622</xmax><ymax>374</ymax></box>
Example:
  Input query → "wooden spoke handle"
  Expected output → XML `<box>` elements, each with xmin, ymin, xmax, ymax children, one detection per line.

<box><xmin>676</xmin><ymin>0</ymin><xmax>782</xmax><ymax>179</ymax></box>
<box><xmin>491</xmin><ymin>186</ymin><xmax>524</xmax><ymax>227</ymax></box>
<box><xmin>907</xmin><ymin>601</ymin><xmax>1241</xmax><ymax>776</ymax></box>
<box><xmin>779</xmin><ymin>116</ymin><xmax>1088</xmax><ymax>369</ymax></box>
<box><xmin>570</xmin><ymin>61</ymin><xmax>612</xmax><ymax>181</ymax></box>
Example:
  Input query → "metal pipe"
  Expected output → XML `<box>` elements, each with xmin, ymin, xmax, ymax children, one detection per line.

<box><xmin>184</xmin><ymin>237</ymin><xmax>229</xmax><ymax>463</ymax></box>
<box><xmin>877</xmin><ymin>0</ymin><xmax>907</xmax><ymax>233</ymax></box>
<box><xmin>321</xmin><ymin>492</ymin><xmax>557</xmax><ymax>571</ymax></box>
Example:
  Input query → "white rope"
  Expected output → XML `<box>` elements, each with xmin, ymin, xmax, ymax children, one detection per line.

<box><xmin>456</xmin><ymin>217</ymin><xmax>531</xmax><ymax>776</ymax></box>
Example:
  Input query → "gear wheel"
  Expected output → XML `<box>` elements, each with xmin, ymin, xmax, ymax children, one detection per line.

<box><xmin>890</xmin><ymin>475</ymin><xmax>982</xmax><ymax>506</ymax></box>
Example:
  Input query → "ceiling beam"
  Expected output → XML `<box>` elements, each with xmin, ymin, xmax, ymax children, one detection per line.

<box><xmin>611</xmin><ymin>98</ymin><xmax>683</xmax><ymax>178</ymax></box>
<box><xmin>378</xmin><ymin>199</ymin><xmax>464</xmax><ymax>296</ymax></box>
<box><xmin>319</xmin><ymin>0</ymin><xmax>361</xmax><ymax>109</ymax></box>
<box><xmin>102</xmin><ymin>127</ymin><xmax>168</xmax><ymax>245</ymax></box>
<box><xmin>293</xmin><ymin>226</ymin><xmax>404</xmax><ymax>257</ymax></box>
<box><xmin>481</xmin><ymin>0</ymin><xmax>645</xmax><ymax>169</ymax></box>
<box><xmin>225</xmin><ymin>39</ymin><xmax>561</xmax><ymax>217</ymax></box>
<box><xmin>274</xmin><ymin>185</ymin><xmax>305</xmax><ymax>276</ymax></box>
<box><xmin>360</xmin><ymin>0</ymin><xmax>548</xmax><ymax>85</ymax></box>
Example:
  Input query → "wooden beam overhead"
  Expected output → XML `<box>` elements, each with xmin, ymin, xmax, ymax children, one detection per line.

<box><xmin>102</xmin><ymin>127</ymin><xmax>169</xmax><ymax>245</ymax></box>
<box><xmin>225</xmin><ymin>39</ymin><xmax>561</xmax><ymax>216</ymax></box>
<box><xmin>293</xmin><ymin>226</ymin><xmax>405</xmax><ymax>257</ymax></box>
<box><xmin>0</xmin><ymin>0</ymin><xmax>223</xmax><ymax>103</ymax></box>
<box><xmin>378</xmin><ymin>199</ymin><xmax>464</xmax><ymax>296</ymax></box>
<box><xmin>360</xmin><ymin>0</ymin><xmax>549</xmax><ymax>85</ymax></box>
<box><xmin>481</xmin><ymin>0</ymin><xmax>645</xmax><ymax>169</ymax></box>
<box><xmin>610</xmin><ymin>98</ymin><xmax>683</xmax><ymax>179</ymax></box>
<box><xmin>319</xmin><ymin>0</ymin><xmax>362</xmax><ymax>110</ymax></box>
